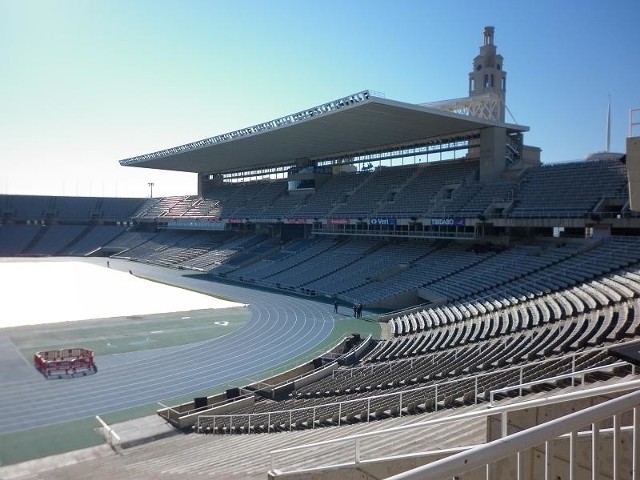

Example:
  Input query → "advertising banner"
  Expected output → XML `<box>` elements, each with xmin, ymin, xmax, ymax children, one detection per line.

<box><xmin>369</xmin><ymin>218</ymin><xmax>397</xmax><ymax>226</ymax></box>
<box><xmin>430</xmin><ymin>218</ymin><xmax>466</xmax><ymax>227</ymax></box>
<box><xmin>168</xmin><ymin>219</ymin><xmax>225</xmax><ymax>231</ymax></box>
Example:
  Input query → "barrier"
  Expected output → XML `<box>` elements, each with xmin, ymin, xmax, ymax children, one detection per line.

<box><xmin>34</xmin><ymin>347</ymin><xmax>96</xmax><ymax>379</ymax></box>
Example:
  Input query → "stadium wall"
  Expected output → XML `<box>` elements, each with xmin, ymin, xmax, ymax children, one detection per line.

<box><xmin>367</xmin><ymin>289</ymin><xmax>425</xmax><ymax>310</ymax></box>
<box><xmin>479</xmin><ymin>127</ymin><xmax>507</xmax><ymax>182</ymax></box>
<box><xmin>627</xmin><ymin>135</ymin><xmax>640</xmax><ymax>211</ymax></box>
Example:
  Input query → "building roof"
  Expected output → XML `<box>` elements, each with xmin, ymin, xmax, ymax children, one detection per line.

<box><xmin>119</xmin><ymin>91</ymin><xmax>528</xmax><ymax>174</ymax></box>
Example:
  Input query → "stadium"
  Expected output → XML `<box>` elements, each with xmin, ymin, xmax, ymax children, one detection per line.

<box><xmin>2</xmin><ymin>24</ymin><xmax>640</xmax><ymax>480</ymax></box>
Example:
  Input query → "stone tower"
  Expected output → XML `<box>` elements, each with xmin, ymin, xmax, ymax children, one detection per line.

<box><xmin>469</xmin><ymin>26</ymin><xmax>507</xmax><ymax>122</ymax></box>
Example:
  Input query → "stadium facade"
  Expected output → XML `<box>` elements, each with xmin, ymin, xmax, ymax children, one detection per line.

<box><xmin>3</xmin><ymin>26</ymin><xmax>640</xmax><ymax>479</ymax></box>
<box><xmin>2</xmin><ymin>29</ymin><xmax>638</xmax><ymax>309</ymax></box>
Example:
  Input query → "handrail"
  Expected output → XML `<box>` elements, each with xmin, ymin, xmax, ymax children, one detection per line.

<box><xmin>268</xmin><ymin>377</ymin><xmax>640</xmax><ymax>474</ymax></box>
<box><xmin>311</xmin><ymin>228</ymin><xmax>476</xmax><ymax>240</ymax></box>
<box><xmin>339</xmin><ymin>341</ymin><xmax>615</xmax><ymax>385</ymax></box>
<box><xmin>488</xmin><ymin>360</ymin><xmax>629</xmax><ymax>406</ymax></box>
<box><xmin>164</xmin><ymin>336</ymin><xmax>353</xmax><ymax>419</ymax></box>
<box><xmin>156</xmin><ymin>401</ymin><xmax>178</xmax><ymax>414</ymax></box>
<box><xmin>385</xmin><ymin>387</ymin><xmax>640</xmax><ymax>480</ymax></box>
<box><xmin>95</xmin><ymin>415</ymin><xmax>121</xmax><ymax>451</ymax></box>
<box><xmin>200</xmin><ymin>349</ymin><xmax>623</xmax><ymax>434</ymax></box>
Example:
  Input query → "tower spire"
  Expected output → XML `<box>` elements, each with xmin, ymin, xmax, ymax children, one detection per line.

<box><xmin>606</xmin><ymin>95</ymin><xmax>611</xmax><ymax>152</ymax></box>
<box><xmin>468</xmin><ymin>26</ymin><xmax>507</xmax><ymax>122</ymax></box>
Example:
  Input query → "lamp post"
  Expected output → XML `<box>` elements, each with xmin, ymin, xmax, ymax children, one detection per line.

<box><xmin>148</xmin><ymin>182</ymin><xmax>154</xmax><ymax>198</ymax></box>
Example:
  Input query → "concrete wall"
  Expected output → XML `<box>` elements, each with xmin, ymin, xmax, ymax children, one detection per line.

<box><xmin>627</xmin><ymin>136</ymin><xmax>640</xmax><ymax>211</ymax></box>
<box><xmin>158</xmin><ymin>391</ymin><xmax>229</xmax><ymax>424</ymax></box>
<box><xmin>416</xmin><ymin>287</ymin><xmax>448</xmax><ymax>304</ymax></box>
<box><xmin>368</xmin><ymin>289</ymin><xmax>424</xmax><ymax>310</ymax></box>
<box><xmin>272</xmin><ymin>363</ymin><xmax>339</xmax><ymax>399</ymax></box>
<box><xmin>521</xmin><ymin>144</ymin><xmax>542</xmax><ymax>168</ymax></box>
<box><xmin>249</xmin><ymin>363</ymin><xmax>315</xmax><ymax>391</ymax></box>
<box><xmin>479</xmin><ymin>127</ymin><xmax>507</xmax><ymax>182</ymax></box>
<box><xmin>268</xmin><ymin>450</ymin><xmax>484</xmax><ymax>480</ymax></box>
<box><xmin>338</xmin><ymin>335</ymin><xmax>373</xmax><ymax>366</ymax></box>
<box><xmin>178</xmin><ymin>396</ymin><xmax>256</xmax><ymax>429</ymax></box>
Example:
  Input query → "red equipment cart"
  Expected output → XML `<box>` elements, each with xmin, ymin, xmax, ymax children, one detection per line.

<box><xmin>34</xmin><ymin>348</ymin><xmax>97</xmax><ymax>379</ymax></box>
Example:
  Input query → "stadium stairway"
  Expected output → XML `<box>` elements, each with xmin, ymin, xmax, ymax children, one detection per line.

<box><xmin>0</xmin><ymin>404</ymin><xmax>488</xmax><ymax>480</ymax></box>
<box><xmin>1</xmin><ymin>375</ymin><xmax>636</xmax><ymax>480</ymax></box>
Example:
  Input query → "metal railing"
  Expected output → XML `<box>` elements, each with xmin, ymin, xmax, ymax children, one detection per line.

<box><xmin>311</xmin><ymin>228</ymin><xmax>476</xmax><ymax>240</ymax></box>
<box><xmin>387</xmin><ymin>387</ymin><xmax>640</xmax><ymax>480</ymax></box>
<box><xmin>487</xmin><ymin>361</ymin><xmax>629</xmax><ymax>406</ymax></box>
<box><xmin>198</xmin><ymin>350</ymin><xmax>623</xmax><ymax>435</ymax></box>
<box><xmin>95</xmin><ymin>415</ymin><xmax>121</xmax><ymax>451</ymax></box>
<box><xmin>268</xmin><ymin>378</ymin><xmax>640</xmax><ymax>477</ymax></box>
<box><xmin>164</xmin><ymin>336</ymin><xmax>355</xmax><ymax>420</ymax></box>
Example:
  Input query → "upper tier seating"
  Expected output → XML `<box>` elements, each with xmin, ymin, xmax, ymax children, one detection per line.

<box><xmin>456</xmin><ymin>180</ymin><xmax>516</xmax><ymax>218</ymax></box>
<box><xmin>104</xmin><ymin>230</ymin><xmax>160</xmax><ymax>252</ymax></box>
<box><xmin>133</xmin><ymin>196</ymin><xmax>195</xmax><ymax>218</ymax></box>
<box><xmin>510</xmin><ymin>160</ymin><xmax>628</xmax><ymax>218</ymax></box>
<box><xmin>0</xmin><ymin>225</ymin><xmax>40</xmax><ymax>255</ymax></box>
<box><xmin>118</xmin><ymin>158</ymin><xmax>632</xmax><ymax>222</ymax></box>
<box><xmin>332</xmin><ymin>166</ymin><xmax>419</xmax><ymax>216</ymax></box>
<box><xmin>59</xmin><ymin>225</ymin><xmax>128</xmax><ymax>256</ymax></box>
<box><xmin>0</xmin><ymin>195</ymin><xmax>144</xmax><ymax>221</ymax></box>
<box><xmin>377</xmin><ymin>160</ymin><xmax>479</xmax><ymax>216</ymax></box>
<box><xmin>27</xmin><ymin>225</ymin><xmax>87</xmax><ymax>255</ymax></box>
<box><xmin>294</xmin><ymin>172</ymin><xmax>364</xmax><ymax>217</ymax></box>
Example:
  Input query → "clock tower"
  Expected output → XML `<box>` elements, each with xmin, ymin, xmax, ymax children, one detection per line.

<box><xmin>469</xmin><ymin>26</ymin><xmax>506</xmax><ymax>122</ymax></box>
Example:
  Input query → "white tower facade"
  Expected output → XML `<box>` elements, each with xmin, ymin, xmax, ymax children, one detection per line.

<box><xmin>469</xmin><ymin>26</ymin><xmax>507</xmax><ymax>122</ymax></box>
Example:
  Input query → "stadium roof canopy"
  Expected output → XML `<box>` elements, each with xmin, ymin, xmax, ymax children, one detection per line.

<box><xmin>119</xmin><ymin>90</ymin><xmax>528</xmax><ymax>174</ymax></box>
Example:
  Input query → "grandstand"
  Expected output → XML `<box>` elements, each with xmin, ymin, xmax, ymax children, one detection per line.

<box><xmin>2</xmin><ymin>26</ymin><xmax>640</xmax><ymax>480</ymax></box>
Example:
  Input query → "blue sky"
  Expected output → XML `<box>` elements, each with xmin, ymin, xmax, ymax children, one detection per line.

<box><xmin>1</xmin><ymin>0</ymin><xmax>638</xmax><ymax>198</ymax></box>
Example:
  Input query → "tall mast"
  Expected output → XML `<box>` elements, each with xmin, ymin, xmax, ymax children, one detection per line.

<box><xmin>606</xmin><ymin>95</ymin><xmax>611</xmax><ymax>152</ymax></box>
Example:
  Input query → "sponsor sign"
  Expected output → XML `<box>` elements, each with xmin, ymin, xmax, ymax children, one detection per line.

<box><xmin>286</xmin><ymin>217</ymin><xmax>307</xmax><ymax>224</ymax></box>
<box><xmin>168</xmin><ymin>219</ymin><xmax>225</xmax><ymax>231</ymax></box>
<box><xmin>430</xmin><ymin>218</ymin><xmax>466</xmax><ymax>227</ymax></box>
<box><xmin>327</xmin><ymin>218</ymin><xmax>350</xmax><ymax>225</ymax></box>
<box><xmin>369</xmin><ymin>217</ymin><xmax>397</xmax><ymax>226</ymax></box>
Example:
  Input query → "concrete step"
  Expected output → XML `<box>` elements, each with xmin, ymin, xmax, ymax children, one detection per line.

<box><xmin>4</xmin><ymin>375</ymin><xmax>637</xmax><ymax>479</ymax></box>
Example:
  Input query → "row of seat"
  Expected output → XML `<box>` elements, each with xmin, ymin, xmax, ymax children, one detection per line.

<box><xmin>194</xmin><ymin>247</ymin><xmax>640</xmax><ymax>434</ymax></box>
<box><xmin>197</xmin><ymin>348</ymin><xmax>619</xmax><ymax>434</ymax></box>
<box><xmin>196</xmin><ymin>268</ymin><xmax>639</xmax><ymax>433</ymax></box>
<box><xmin>0</xmin><ymin>224</ymin><xmax>133</xmax><ymax>257</ymax></box>
<box><xmin>390</xmin><ymin>272</ymin><xmax>640</xmax><ymax>338</ymax></box>
<box><xmin>128</xmin><ymin>159</ymin><xmax>630</xmax><ymax>223</ymax></box>
<box><xmin>295</xmin><ymin>305</ymin><xmax>633</xmax><ymax>399</ymax></box>
<box><xmin>0</xmin><ymin>194</ymin><xmax>144</xmax><ymax>221</ymax></box>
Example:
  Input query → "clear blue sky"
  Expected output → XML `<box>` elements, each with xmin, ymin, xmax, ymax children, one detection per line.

<box><xmin>1</xmin><ymin>0</ymin><xmax>638</xmax><ymax>198</ymax></box>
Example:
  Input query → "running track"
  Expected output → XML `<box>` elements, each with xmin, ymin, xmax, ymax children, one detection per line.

<box><xmin>0</xmin><ymin>259</ymin><xmax>340</xmax><ymax>435</ymax></box>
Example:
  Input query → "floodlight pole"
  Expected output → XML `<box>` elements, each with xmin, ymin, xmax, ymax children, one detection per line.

<box><xmin>148</xmin><ymin>182</ymin><xmax>154</xmax><ymax>198</ymax></box>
